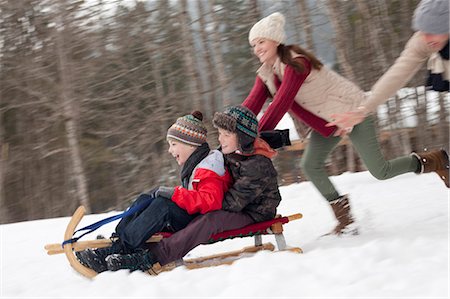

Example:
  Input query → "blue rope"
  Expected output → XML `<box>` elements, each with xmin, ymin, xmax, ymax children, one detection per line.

<box><xmin>61</xmin><ymin>194</ymin><xmax>154</xmax><ymax>247</ymax></box>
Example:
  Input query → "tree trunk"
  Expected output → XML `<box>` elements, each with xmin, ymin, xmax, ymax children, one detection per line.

<box><xmin>205</xmin><ymin>0</ymin><xmax>231</xmax><ymax>107</ymax></box>
<box><xmin>438</xmin><ymin>92</ymin><xmax>449</xmax><ymax>148</ymax></box>
<box><xmin>55</xmin><ymin>10</ymin><xmax>91</xmax><ymax>213</ymax></box>
<box><xmin>196</xmin><ymin>0</ymin><xmax>217</xmax><ymax>115</ymax></box>
<box><xmin>179</xmin><ymin>0</ymin><xmax>205</xmax><ymax>112</ymax></box>
<box><xmin>376</xmin><ymin>0</ymin><xmax>402</xmax><ymax>62</ymax></box>
<box><xmin>325</xmin><ymin>0</ymin><xmax>356</xmax><ymax>81</ymax></box>
<box><xmin>386</xmin><ymin>97</ymin><xmax>403</xmax><ymax>157</ymax></box>
<box><xmin>297</xmin><ymin>0</ymin><xmax>315</xmax><ymax>52</ymax></box>
<box><xmin>325</xmin><ymin>0</ymin><xmax>357</xmax><ymax>172</ymax></box>
<box><xmin>0</xmin><ymin>142</ymin><xmax>8</xmax><ymax>221</ymax></box>
<box><xmin>354</xmin><ymin>0</ymin><xmax>389</xmax><ymax>72</ymax></box>
<box><xmin>395</xmin><ymin>95</ymin><xmax>412</xmax><ymax>155</ymax></box>
<box><xmin>414</xmin><ymin>87</ymin><xmax>428</xmax><ymax>151</ymax></box>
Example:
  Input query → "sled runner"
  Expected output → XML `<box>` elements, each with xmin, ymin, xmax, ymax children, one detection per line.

<box><xmin>45</xmin><ymin>206</ymin><xmax>302</xmax><ymax>278</ymax></box>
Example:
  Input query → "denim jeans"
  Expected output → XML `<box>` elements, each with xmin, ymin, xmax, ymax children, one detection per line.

<box><xmin>116</xmin><ymin>193</ymin><xmax>197</xmax><ymax>251</ymax></box>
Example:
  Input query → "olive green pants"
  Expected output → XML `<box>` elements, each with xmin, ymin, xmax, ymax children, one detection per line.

<box><xmin>300</xmin><ymin>116</ymin><xmax>420</xmax><ymax>201</ymax></box>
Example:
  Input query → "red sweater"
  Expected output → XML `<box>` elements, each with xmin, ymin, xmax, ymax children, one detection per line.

<box><xmin>242</xmin><ymin>58</ymin><xmax>337</xmax><ymax>137</ymax></box>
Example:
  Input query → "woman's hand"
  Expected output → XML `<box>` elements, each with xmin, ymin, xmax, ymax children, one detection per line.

<box><xmin>332</xmin><ymin>126</ymin><xmax>353</xmax><ymax>137</ymax></box>
<box><xmin>326</xmin><ymin>107</ymin><xmax>369</xmax><ymax>130</ymax></box>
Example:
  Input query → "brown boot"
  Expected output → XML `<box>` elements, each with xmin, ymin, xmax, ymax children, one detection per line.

<box><xmin>329</xmin><ymin>194</ymin><xmax>358</xmax><ymax>235</ymax></box>
<box><xmin>412</xmin><ymin>149</ymin><xmax>449</xmax><ymax>188</ymax></box>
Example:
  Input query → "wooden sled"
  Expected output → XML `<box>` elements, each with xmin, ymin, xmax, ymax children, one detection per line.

<box><xmin>45</xmin><ymin>206</ymin><xmax>303</xmax><ymax>278</ymax></box>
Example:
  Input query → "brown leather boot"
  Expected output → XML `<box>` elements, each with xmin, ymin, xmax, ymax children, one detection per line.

<box><xmin>412</xmin><ymin>149</ymin><xmax>449</xmax><ymax>188</ymax></box>
<box><xmin>329</xmin><ymin>194</ymin><xmax>358</xmax><ymax>235</ymax></box>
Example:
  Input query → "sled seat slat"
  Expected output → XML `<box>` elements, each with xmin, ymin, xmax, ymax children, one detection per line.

<box><xmin>153</xmin><ymin>213</ymin><xmax>302</xmax><ymax>250</ymax></box>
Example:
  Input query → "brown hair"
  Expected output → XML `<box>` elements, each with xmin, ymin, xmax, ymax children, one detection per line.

<box><xmin>277</xmin><ymin>44</ymin><xmax>323</xmax><ymax>73</ymax></box>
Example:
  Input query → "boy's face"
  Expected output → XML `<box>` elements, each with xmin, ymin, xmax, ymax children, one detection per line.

<box><xmin>218</xmin><ymin>128</ymin><xmax>239</xmax><ymax>154</ymax></box>
<box><xmin>168</xmin><ymin>139</ymin><xmax>197</xmax><ymax>166</ymax></box>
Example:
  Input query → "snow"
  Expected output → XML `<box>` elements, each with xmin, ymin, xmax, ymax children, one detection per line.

<box><xmin>1</xmin><ymin>171</ymin><xmax>449</xmax><ymax>298</ymax></box>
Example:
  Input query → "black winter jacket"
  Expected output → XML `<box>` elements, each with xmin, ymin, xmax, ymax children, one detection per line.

<box><xmin>222</xmin><ymin>140</ymin><xmax>282</xmax><ymax>222</ymax></box>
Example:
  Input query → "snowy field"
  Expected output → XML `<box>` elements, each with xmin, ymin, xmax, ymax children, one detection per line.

<box><xmin>1</xmin><ymin>171</ymin><xmax>448</xmax><ymax>298</ymax></box>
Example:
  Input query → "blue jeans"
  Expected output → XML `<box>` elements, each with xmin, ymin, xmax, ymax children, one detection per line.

<box><xmin>115</xmin><ymin>192</ymin><xmax>197</xmax><ymax>251</ymax></box>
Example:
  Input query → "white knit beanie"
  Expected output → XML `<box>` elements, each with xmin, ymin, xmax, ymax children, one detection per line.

<box><xmin>412</xmin><ymin>0</ymin><xmax>449</xmax><ymax>34</ymax></box>
<box><xmin>248</xmin><ymin>12</ymin><xmax>286</xmax><ymax>44</ymax></box>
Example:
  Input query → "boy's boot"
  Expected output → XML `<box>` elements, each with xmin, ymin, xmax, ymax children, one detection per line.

<box><xmin>76</xmin><ymin>240</ymin><xmax>123</xmax><ymax>273</ymax></box>
<box><xmin>106</xmin><ymin>249</ymin><xmax>157</xmax><ymax>272</ymax></box>
<box><xmin>329</xmin><ymin>194</ymin><xmax>358</xmax><ymax>235</ymax></box>
<box><xmin>411</xmin><ymin>149</ymin><xmax>449</xmax><ymax>188</ymax></box>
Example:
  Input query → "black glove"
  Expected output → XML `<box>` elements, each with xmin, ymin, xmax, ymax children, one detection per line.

<box><xmin>259</xmin><ymin>129</ymin><xmax>291</xmax><ymax>149</ymax></box>
<box><xmin>155</xmin><ymin>186</ymin><xmax>175</xmax><ymax>199</ymax></box>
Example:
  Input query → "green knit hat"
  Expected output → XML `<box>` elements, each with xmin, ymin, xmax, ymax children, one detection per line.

<box><xmin>213</xmin><ymin>105</ymin><xmax>258</xmax><ymax>138</ymax></box>
<box><xmin>213</xmin><ymin>105</ymin><xmax>258</xmax><ymax>154</ymax></box>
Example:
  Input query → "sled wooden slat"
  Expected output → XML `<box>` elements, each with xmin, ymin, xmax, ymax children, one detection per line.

<box><xmin>185</xmin><ymin>242</ymin><xmax>275</xmax><ymax>265</ymax></box>
<box><xmin>45</xmin><ymin>205</ymin><xmax>303</xmax><ymax>279</ymax></box>
<box><xmin>45</xmin><ymin>235</ymin><xmax>164</xmax><ymax>255</ymax></box>
<box><xmin>63</xmin><ymin>206</ymin><xmax>98</xmax><ymax>279</ymax></box>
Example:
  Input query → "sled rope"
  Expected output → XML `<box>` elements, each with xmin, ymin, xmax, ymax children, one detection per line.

<box><xmin>62</xmin><ymin>195</ymin><xmax>154</xmax><ymax>247</ymax></box>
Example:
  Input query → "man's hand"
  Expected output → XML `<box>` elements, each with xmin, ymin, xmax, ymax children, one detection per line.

<box><xmin>326</xmin><ymin>107</ymin><xmax>369</xmax><ymax>131</ymax></box>
<box><xmin>332</xmin><ymin>126</ymin><xmax>352</xmax><ymax>137</ymax></box>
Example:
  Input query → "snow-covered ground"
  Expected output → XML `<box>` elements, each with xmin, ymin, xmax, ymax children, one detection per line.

<box><xmin>1</xmin><ymin>171</ymin><xmax>448</xmax><ymax>298</ymax></box>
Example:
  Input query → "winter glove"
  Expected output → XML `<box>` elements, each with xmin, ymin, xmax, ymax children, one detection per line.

<box><xmin>155</xmin><ymin>186</ymin><xmax>175</xmax><ymax>199</ymax></box>
<box><xmin>259</xmin><ymin>129</ymin><xmax>291</xmax><ymax>149</ymax></box>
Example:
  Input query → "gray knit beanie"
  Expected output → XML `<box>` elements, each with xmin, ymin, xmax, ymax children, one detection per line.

<box><xmin>412</xmin><ymin>0</ymin><xmax>449</xmax><ymax>34</ymax></box>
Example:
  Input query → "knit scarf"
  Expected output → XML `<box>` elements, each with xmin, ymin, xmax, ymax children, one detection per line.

<box><xmin>180</xmin><ymin>143</ymin><xmax>210</xmax><ymax>188</ymax></box>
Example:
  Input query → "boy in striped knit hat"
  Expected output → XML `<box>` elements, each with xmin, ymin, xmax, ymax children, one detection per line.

<box><xmin>105</xmin><ymin>105</ymin><xmax>282</xmax><ymax>273</ymax></box>
<box><xmin>77</xmin><ymin>111</ymin><xmax>232</xmax><ymax>273</ymax></box>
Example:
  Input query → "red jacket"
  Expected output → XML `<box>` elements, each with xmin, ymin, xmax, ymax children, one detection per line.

<box><xmin>171</xmin><ymin>150</ymin><xmax>232</xmax><ymax>215</ymax></box>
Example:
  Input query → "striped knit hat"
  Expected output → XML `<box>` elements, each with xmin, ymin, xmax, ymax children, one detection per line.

<box><xmin>213</xmin><ymin>105</ymin><xmax>258</xmax><ymax>153</ymax></box>
<box><xmin>167</xmin><ymin>111</ymin><xmax>207</xmax><ymax>146</ymax></box>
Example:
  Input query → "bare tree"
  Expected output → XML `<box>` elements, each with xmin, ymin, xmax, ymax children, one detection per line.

<box><xmin>354</xmin><ymin>0</ymin><xmax>389</xmax><ymax>72</ymax></box>
<box><xmin>297</xmin><ymin>0</ymin><xmax>315</xmax><ymax>52</ymax></box>
<box><xmin>205</xmin><ymin>0</ymin><xmax>232</xmax><ymax>107</ymax></box>
<box><xmin>196</xmin><ymin>0</ymin><xmax>218</xmax><ymax>114</ymax></box>
<box><xmin>54</xmin><ymin>3</ymin><xmax>91</xmax><ymax>212</ymax></box>
<box><xmin>438</xmin><ymin>92</ymin><xmax>449</xmax><ymax>148</ymax></box>
<box><xmin>324</xmin><ymin>0</ymin><xmax>357</xmax><ymax>172</ymax></box>
<box><xmin>324</xmin><ymin>0</ymin><xmax>356</xmax><ymax>81</ymax></box>
<box><xmin>178</xmin><ymin>0</ymin><xmax>205</xmax><ymax>112</ymax></box>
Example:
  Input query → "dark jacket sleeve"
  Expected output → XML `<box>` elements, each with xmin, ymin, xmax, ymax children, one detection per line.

<box><xmin>222</xmin><ymin>156</ymin><xmax>276</xmax><ymax>213</ymax></box>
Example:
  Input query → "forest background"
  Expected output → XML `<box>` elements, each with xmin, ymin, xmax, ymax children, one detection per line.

<box><xmin>1</xmin><ymin>0</ymin><xmax>448</xmax><ymax>224</ymax></box>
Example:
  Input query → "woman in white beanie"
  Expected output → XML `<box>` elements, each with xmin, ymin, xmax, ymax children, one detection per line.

<box><xmin>242</xmin><ymin>12</ymin><xmax>449</xmax><ymax>235</ymax></box>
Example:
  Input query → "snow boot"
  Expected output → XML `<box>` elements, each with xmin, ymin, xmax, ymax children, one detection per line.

<box><xmin>329</xmin><ymin>194</ymin><xmax>358</xmax><ymax>235</ymax></box>
<box><xmin>76</xmin><ymin>241</ymin><xmax>123</xmax><ymax>273</ymax></box>
<box><xmin>412</xmin><ymin>149</ymin><xmax>449</xmax><ymax>188</ymax></box>
<box><xmin>106</xmin><ymin>250</ymin><xmax>157</xmax><ymax>272</ymax></box>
